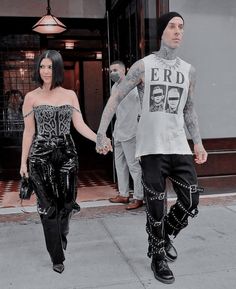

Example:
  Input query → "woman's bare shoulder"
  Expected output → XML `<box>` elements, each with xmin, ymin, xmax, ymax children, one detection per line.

<box><xmin>25</xmin><ymin>87</ymin><xmax>40</xmax><ymax>96</ymax></box>
<box><xmin>61</xmin><ymin>87</ymin><xmax>77</xmax><ymax>100</ymax></box>
<box><xmin>24</xmin><ymin>88</ymin><xmax>41</xmax><ymax>104</ymax></box>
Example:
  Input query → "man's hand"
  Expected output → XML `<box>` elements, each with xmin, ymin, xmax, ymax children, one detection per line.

<box><xmin>194</xmin><ymin>143</ymin><xmax>208</xmax><ymax>164</ymax></box>
<box><xmin>96</xmin><ymin>133</ymin><xmax>113</xmax><ymax>155</ymax></box>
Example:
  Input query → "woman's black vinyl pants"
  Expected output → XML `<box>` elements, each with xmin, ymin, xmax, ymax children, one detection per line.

<box><xmin>29</xmin><ymin>134</ymin><xmax>80</xmax><ymax>264</ymax></box>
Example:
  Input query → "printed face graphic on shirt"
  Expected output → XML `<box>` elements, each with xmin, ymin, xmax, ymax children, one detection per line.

<box><xmin>148</xmin><ymin>62</ymin><xmax>186</xmax><ymax>114</ymax></box>
<box><xmin>165</xmin><ymin>86</ymin><xmax>183</xmax><ymax>114</ymax></box>
<box><xmin>149</xmin><ymin>84</ymin><xmax>183</xmax><ymax>114</ymax></box>
<box><xmin>149</xmin><ymin>85</ymin><xmax>166</xmax><ymax>112</ymax></box>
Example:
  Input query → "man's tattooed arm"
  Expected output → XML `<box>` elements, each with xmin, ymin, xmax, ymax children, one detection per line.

<box><xmin>183</xmin><ymin>65</ymin><xmax>202</xmax><ymax>144</ymax></box>
<box><xmin>96</xmin><ymin>60</ymin><xmax>144</xmax><ymax>152</ymax></box>
<box><xmin>184</xmin><ymin>65</ymin><xmax>208</xmax><ymax>164</ymax></box>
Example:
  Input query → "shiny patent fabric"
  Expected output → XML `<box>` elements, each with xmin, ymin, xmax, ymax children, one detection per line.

<box><xmin>29</xmin><ymin>134</ymin><xmax>80</xmax><ymax>264</ymax></box>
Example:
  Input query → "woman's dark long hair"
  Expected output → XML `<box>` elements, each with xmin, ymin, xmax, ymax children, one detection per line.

<box><xmin>34</xmin><ymin>50</ymin><xmax>64</xmax><ymax>90</ymax></box>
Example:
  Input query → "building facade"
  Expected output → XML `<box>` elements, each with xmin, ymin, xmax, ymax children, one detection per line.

<box><xmin>0</xmin><ymin>0</ymin><xmax>235</xmax><ymax>191</ymax></box>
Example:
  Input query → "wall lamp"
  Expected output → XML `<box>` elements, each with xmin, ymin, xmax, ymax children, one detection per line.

<box><xmin>65</xmin><ymin>42</ymin><xmax>74</xmax><ymax>50</ymax></box>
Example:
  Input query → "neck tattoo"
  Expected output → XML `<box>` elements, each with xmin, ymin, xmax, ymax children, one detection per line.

<box><xmin>157</xmin><ymin>43</ymin><xmax>177</xmax><ymax>60</ymax></box>
<box><xmin>154</xmin><ymin>43</ymin><xmax>180</xmax><ymax>70</ymax></box>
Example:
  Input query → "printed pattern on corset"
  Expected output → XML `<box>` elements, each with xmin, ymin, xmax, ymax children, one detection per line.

<box><xmin>34</xmin><ymin>105</ymin><xmax>73</xmax><ymax>138</ymax></box>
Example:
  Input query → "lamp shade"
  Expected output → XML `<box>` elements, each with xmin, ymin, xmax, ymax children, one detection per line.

<box><xmin>32</xmin><ymin>15</ymin><xmax>66</xmax><ymax>34</ymax></box>
<box><xmin>32</xmin><ymin>0</ymin><xmax>66</xmax><ymax>34</ymax></box>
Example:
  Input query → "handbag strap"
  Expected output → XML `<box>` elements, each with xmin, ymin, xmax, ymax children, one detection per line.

<box><xmin>19</xmin><ymin>199</ymin><xmax>31</xmax><ymax>214</ymax></box>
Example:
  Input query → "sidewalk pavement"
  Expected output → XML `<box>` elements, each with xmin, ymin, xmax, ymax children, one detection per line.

<box><xmin>1</xmin><ymin>196</ymin><xmax>236</xmax><ymax>289</ymax></box>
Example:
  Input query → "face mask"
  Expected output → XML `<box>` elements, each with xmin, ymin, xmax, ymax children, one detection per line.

<box><xmin>110</xmin><ymin>72</ymin><xmax>120</xmax><ymax>83</ymax></box>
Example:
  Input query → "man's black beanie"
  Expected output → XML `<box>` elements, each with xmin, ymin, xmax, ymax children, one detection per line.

<box><xmin>157</xmin><ymin>11</ymin><xmax>184</xmax><ymax>40</ymax></box>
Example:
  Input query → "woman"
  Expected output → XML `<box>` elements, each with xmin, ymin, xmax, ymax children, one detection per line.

<box><xmin>20</xmin><ymin>50</ymin><xmax>106</xmax><ymax>273</ymax></box>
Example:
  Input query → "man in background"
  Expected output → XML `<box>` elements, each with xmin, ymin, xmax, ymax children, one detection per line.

<box><xmin>109</xmin><ymin>60</ymin><xmax>143</xmax><ymax>210</ymax></box>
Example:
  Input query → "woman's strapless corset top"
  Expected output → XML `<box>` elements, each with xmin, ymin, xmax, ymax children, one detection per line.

<box><xmin>33</xmin><ymin>105</ymin><xmax>73</xmax><ymax>137</ymax></box>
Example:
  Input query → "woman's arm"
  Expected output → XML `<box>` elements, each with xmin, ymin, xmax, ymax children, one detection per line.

<box><xmin>20</xmin><ymin>93</ymin><xmax>35</xmax><ymax>177</ymax></box>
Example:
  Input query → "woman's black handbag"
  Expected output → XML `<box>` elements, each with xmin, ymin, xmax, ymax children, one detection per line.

<box><xmin>19</xmin><ymin>176</ymin><xmax>34</xmax><ymax>200</ymax></box>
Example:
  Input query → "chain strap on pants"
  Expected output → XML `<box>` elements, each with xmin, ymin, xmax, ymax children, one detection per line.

<box><xmin>140</xmin><ymin>154</ymin><xmax>200</xmax><ymax>260</ymax></box>
<box><xmin>29</xmin><ymin>134</ymin><xmax>80</xmax><ymax>264</ymax></box>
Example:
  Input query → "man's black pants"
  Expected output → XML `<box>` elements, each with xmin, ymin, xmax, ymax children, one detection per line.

<box><xmin>140</xmin><ymin>154</ymin><xmax>199</xmax><ymax>260</ymax></box>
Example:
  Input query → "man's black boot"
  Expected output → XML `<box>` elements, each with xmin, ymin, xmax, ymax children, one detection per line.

<box><xmin>165</xmin><ymin>237</ymin><xmax>178</xmax><ymax>262</ymax></box>
<box><xmin>151</xmin><ymin>257</ymin><xmax>175</xmax><ymax>284</ymax></box>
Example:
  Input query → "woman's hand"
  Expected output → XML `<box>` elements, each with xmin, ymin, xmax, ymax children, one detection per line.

<box><xmin>20</xmin><ymin>163</ymin><xmax>28</xmax><ymax>178</ymax></box>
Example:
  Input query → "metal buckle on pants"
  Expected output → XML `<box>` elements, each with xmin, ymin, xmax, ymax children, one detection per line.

<box><xmin>190</xmin><ymin>185</ymin><xmax>198</xmax><ymax>193</ymax></box>
<box><xmin>158</xmin><ymin>192</ymin><xmax>165</xmax><ymax>200</ymax></box>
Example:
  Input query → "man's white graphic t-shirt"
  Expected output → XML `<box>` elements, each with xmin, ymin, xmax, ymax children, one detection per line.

<box><xmin>135</xmin><ymin>53</ymin><xmax>192</xmax><ymax>158</ymax></box>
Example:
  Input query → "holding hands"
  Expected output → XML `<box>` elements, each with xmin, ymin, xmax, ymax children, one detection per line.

<box><xmin>96</xmin><ymin>133</ymin><xmax>113</xmax><ymax>155</ymax></box>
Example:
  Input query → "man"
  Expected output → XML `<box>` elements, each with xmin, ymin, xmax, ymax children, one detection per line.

<box><xmin>109</xmin><ymin>60</ymin><xmax>143</xmax><ymax>210</ymax></box>
<box><xmin>96</xmin><ymin>12</ymin><xmax>207</xmax><ymax>284</ymax></box>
